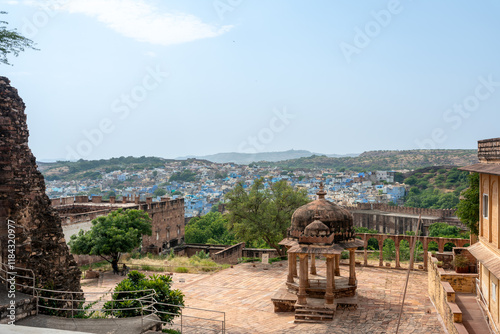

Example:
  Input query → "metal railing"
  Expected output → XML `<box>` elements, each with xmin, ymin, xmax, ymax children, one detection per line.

<box><xmin>0</xmin><ymin>263</ymin><xmax>36</xmax><ymax>297</ymax></box>
<box><xmin>0</xmin><ymin>263</ymin><xmax>226</xmax><ymax>333</ymax></box>
<box><xmin>476</xmin><ymin>278</ymin><xmax>498</xmax><ymax>334</ymax></box>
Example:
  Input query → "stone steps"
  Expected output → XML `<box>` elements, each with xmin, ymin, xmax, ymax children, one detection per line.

<box><xmin>294</xmin><ymin>307</ymin><xmax>334</xmax><ymax>323</ymax></box>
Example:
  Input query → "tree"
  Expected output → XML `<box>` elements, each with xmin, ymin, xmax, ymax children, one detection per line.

<box><xmin>184</xmin><ymin>212</ymin><xmax>235</xmax><ymax>245</ymax></box>
<box><xmin>153</xmin><ymin>188</ymin><xmax>167</xmax><ymax>197</ymax></box>
<box><xmin>0</xmin><ymin>12</ymin><xmax>38</xmax><ymax>65</ymax></box>
<box><xmin>103</xmin><ymin>271</ymin><xmax>184</xmax><ymax>324</ymax></box>
<box><xmin>69</xmin><ymin>209</ymin><xmax>152</xmax><ymax>263</ymax></box>
<box><xmin>456</xmin><ymin>172</ymin><xmax>480</xmax><ymax>235</ymax></box>
<box><xmin>225</xmin><ymin>178</ymin><xmax>309</xmax><ymax>256</ymax></box>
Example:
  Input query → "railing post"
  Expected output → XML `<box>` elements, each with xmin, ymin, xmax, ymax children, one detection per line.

<box><xmin>181</xmin><ymin>307</ymin><xmax>183</xmax><ymax>333</ymax></box>
<box><xmin>71</xmin><ymin>291</ymin><xmax>74</xmax><ymax>318</ymax></box>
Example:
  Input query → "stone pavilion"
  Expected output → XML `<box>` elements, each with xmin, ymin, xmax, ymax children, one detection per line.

<box><xmin>272</xmin><ymin>184</ymin><xmax>363</xmax><ymax>323</ymax></box>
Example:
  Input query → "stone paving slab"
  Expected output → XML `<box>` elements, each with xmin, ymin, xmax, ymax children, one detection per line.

<box><xmin>167</xmin><ymin>261</ymin><xmax>445</xmax><ymax>334</ymax></box>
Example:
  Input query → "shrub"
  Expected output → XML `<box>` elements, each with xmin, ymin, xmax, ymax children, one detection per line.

<box><xmin>103</xmin><ymin>271</ymin><xmax>184</xmax><ymax>324</ymax></box>
<box><xmin>175</xmin><ymin>267</ymin><xmax>189</xmax><ymax>273</ymax></box>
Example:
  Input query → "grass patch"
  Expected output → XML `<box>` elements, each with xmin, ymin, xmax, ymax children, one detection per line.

<box><xmin>175</xmin><ymin>267</ymin><xmax>188</xmax><ymax>273</ymax></box>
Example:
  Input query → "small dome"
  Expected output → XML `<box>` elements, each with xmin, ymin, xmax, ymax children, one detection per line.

<box><xmin>290</xmin><ymin>183</ymin><xmax>353</xmax><ymax>232</ymax></box>
<box><xmin>304</xmin><ymin>214</ymin><xmax>330</xmax><ymax>237</ymax></box>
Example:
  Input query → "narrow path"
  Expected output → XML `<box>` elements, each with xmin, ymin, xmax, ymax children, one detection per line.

<box><xmin>455</xmin><ymin>293</ymin><xmax>491</xmax><ymax>334</ymax></box>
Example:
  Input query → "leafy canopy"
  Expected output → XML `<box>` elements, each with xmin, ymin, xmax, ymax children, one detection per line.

<box><xmin>184</xmin><ymin>211</ymin><xmax>235</xmax><ymax>245</ymax></box>
<box><xmin>0</xmin><ymin>12</ymin><xmax>38</xmax><ymax>65</ymax></box>
<box><xmin>69</xmin><ymin>209</ymin><xmax>152</xmax><ymax>262</ymax></box>
<box><xmin>456</xmin><ymin>172</ymin><xmax>480</xmax><ymax>235</ymax></box>
<box><xmin>225</xmin><ymin>178</ymin><xmax>309</xmax><ymax>255</ymax></box>
<box><xmin>103</xmin><ymin>271</ymin><xmax>184</xmax><ymax>323</ymax></box>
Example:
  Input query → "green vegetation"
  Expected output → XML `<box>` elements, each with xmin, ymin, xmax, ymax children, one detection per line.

<box><xmin>456</xmin><ymin>173</ymin><xmax>480</xmax><ymax>235</ymax></box>
<box><xmin>226</xmin><ymin>178</ymin><xmax>309</xmax><ymax>256</ymax></box>
<box><xmin>69</xmin><ymin>209</ymin><xmax>152</xmax><ymax>264</ymax></box>
<box><xmin>428</xmin><ymin>222</ymin><xmax>469</xmax><ymax>239</ymax></box>
<box><xmin>0</xmin><ymin>12</ymin><xmax>38</xmax><ymax>65</ymax></box>
<box><xmin>262</xmin><ymin>150</ymin><xmax>477</xmax><ymax>171</ymax></box>
<box><xmin>103</xmin><ymin>271</ymin><xmax>184</xmax><ymax>324</ymax></box>
<box><xmin>184</xmin><ymin>212</ymin><xmax>235</xmax><ymax>245</ymax></box>
<box><xmin>154</xmin><ymin>188</ymin><xmax>167</xmax><ymax>197</ymax></box>
<box><xmin>169</xmin><ymin>170</ymin><xmax>197</xmax><ymax>182</ymax></box>
<box><xmin>403</xmin><ymin>167</ymin><xmax>469</xmax><ymax>209</ymax></box>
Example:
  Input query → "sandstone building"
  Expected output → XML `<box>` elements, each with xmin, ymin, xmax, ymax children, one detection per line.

<box><xmin>51</xmin><ymin>195</ymin><xmax>185</xmax><ymax>254</ymax></box>
<box><xmin>461</xmin><ymin>137</ymin><xmax>500</xmax><ymax>330</ymax></box>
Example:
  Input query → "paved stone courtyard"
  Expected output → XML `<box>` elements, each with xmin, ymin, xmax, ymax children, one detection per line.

<box><xmin>170</xmin><ymin>261</ymin><xmax>443</xmax><ymax>334</ymax></box>
<box><xmin>81</xmin><ymin>260</ymin><xmax>445</xmax><ymax>333</ymax></box>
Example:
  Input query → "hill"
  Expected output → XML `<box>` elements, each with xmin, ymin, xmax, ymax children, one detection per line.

<box><xmin>39</xmin><ymin>156</ymin><xmax>202</xmax><ymax>181</ymax></box>
<box><xmin>176</xmin><ymin>149</ymin><xmax>358</xmax><ymax>164</ymax></box>
<box><xmin>402</xmin><ymin>166</ymin><xmax>471</xmax><ymax>209</ymax></box>
<box><xmin>261</xmin><ymin>149</ymin><xmax>478</xmax><ymax>171</ymax></box>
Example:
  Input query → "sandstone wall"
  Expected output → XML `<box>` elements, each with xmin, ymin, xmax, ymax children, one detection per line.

<box><xmin>0</xmin><ymin>77</ymin><xmax>81</xmax><ymax>293</ymax></box>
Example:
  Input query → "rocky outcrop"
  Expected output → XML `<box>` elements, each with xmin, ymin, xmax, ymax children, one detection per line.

<box><xmin>0</xmin><ymin>77</ymin><xmax>81</xmax><ymax>293</ymax></box>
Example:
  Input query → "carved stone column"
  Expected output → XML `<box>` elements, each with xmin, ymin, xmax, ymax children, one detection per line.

<box><xmin>287</xmin><ymin>251</ymin><xmax>295</xmax><ymax>283</ymax></box>
<box><xmin>335</xmin><ymin>254</ymin><xmax>340</xmax><ymax>276</ymax></box>
<box><xmin>310</xmin><ymin>255</ymin><xmax>317</xmax><ymax>275</ymax></box>
<box><xmin>349</xmin><ymin>248</ymin><xmax>356</xmax><ymax>286</ymax></box>
<box><xmin>325</xmin><ymin>256</ymin><xmax>335</xmax><ymax>304</ymax></box>
<box><xmin>298</xmin><ymin>254</ymin><xmax>308</xmax><ymax>305</ymax></box>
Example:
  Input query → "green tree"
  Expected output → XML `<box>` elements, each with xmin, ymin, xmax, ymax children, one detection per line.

<box><xmin>153</xmin><ymin>188</ymin><xmax>167</xmax><ymax>197</ymax></box>
<box><xmin>103</xmin><ymin>271</ymin><xmax>184</xmax><ymax>323</ymax></box>
<box><xmin>225</xmin><ymin>178</ymin><xmax>309</xmax><ymax>255</ymax></box>
<box><xmin>456</xmin><ymin>173</ymin><xmax>480</xmax><ymax>235</ymax></box>
<box><xmin>69</xmin><ymin>209</ymin><xmax>152</xmax><ymax>263</ymax></box>
<box><xmin>428</xmin><ymin>222</ymin><xmax>462</xmax><ymax>238</ymax></box>
<box><xmin>184</xmin><ymin>212</ymin><xmax>235</xmax><ymax>245</ymax></box>
<box><xmin>0</xmin><ymin>12</ymin><xmax>38</xmax><ymax>65</ymax></box>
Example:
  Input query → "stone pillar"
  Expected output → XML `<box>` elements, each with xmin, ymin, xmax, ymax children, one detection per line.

<box><xmin>109</xmin><ymin>196</ymin><xmax>116</xmax><ymax>204</ymax></box>
<box><xmin>287</xmin><ymin>251</ymin><xmax>295</xmax><ymax>283</ymax></box>
<box><xmin>310</xmin><ymin>255</ymin><xmax>317</xmax><ymax>275</ymax></box>
<box><xmin>298</xmin><ymin>254</ymin><xmax>308</xmax><ymax>305</ymax></box>
<box><xmin>363</xmin><ymin>235</ymin><xmax>368</xmax><ymax>266</ymax></box>
<box><xmin>378</xmin><ymin>239</ymin><xmax>384</xmax><ymax>267</ymax></box>
<box><xmin>438</xmin><ymin>238</ymin><xmax>444</xmax><ymax>253</ymax></box>
<box><xmin>349</xmin><ymin>249</ymin><xmax>356</xmax><ymax>286</ymax></box>
<box><xmin>423</xmin><ymin>237</ymin><xmax>428</xmax><ymax>271</ymax></box>
<box><xmin>292</xmin><ymin>254</ymin><xmax>298</xmax><ymax>277</ymax></box>
<box><xmin>409</xmin><ymin>236</ymin><xmax>415</xmax><ymax>270</ymax></box>
<box><xmin>335</xmin><ymin>254</ymin><xmax>340</xmax><ymax>276</ymax></box>
<box><xmin>395</xmin><ymin>241</ymin><xmax>401</xmax><ymax>268</ymax></box>
<box><xmin>325</xmin><ymin>256</ymin><xmax>334</xmax><ymax>304</ymax></box>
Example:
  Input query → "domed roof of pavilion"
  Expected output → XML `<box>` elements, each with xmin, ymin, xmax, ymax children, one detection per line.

<box><xmin>304</xmin><ymin>214</ymin><xmax>330</xmax><ymax>237</ymax></box>
<box><xmin>290</xmin><ymin>184</ymin><xmax>353</xmax><ymax>233</ymax></box>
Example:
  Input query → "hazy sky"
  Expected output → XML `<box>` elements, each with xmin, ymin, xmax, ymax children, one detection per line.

<box><xmin>3</xmin><ymin>0</ymin><xmax>500</xmax><ymax>161</ymax></box>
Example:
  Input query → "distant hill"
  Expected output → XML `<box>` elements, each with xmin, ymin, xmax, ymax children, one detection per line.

<box><xmin>176</xmin><ymin>150</ymin><xmax>358</xmax><ymax>164</ymax></box>
<box><xmin>262</xmin><ymin>149</ymin><xmax>478</xmax><ymax>171</ymax></box>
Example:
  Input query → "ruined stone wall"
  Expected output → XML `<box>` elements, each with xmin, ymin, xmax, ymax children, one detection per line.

<box><xmin>0</xmin><ymin>77</ymin><xmax>81</xmax><ymax>293</ymax></box>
